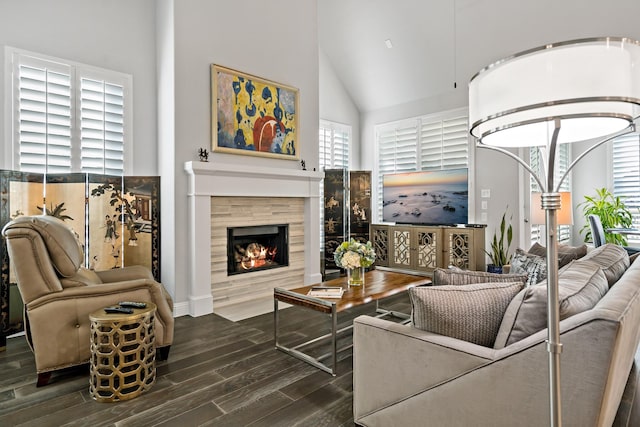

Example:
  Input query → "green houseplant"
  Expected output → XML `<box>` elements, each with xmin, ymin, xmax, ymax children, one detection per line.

<box><xmin>485</xmin><ymin>209</ymin><xmax>513</xmax><ymax>273</ymax></box>
<box><xmin>579</xmin><ymin>187</ymin><xmax>634</xmax><ymax>246</ymax></box>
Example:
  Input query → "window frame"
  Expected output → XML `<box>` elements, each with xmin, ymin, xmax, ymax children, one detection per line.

<box><xmin>5</xmin><ymin>47</ymin><xmax>133</xmax><ymax>174</ymax></box>
<box><xmin>373</xmin><ymin>107</ymin><xmax>472</xmax><ymax>224</ymax></box>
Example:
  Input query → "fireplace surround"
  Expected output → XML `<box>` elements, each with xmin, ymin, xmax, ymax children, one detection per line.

<box><xmin>185</xmin><ymin>161</ymin><xmax>323</xmax><ymax>317</ymax></box>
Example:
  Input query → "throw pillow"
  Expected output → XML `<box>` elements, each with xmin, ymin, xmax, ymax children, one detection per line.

<box><xmin>528</xmin><ymin>242</ymin><xmax>588</xmax><ymax>268</ymax></box>
<box><xmin>493</xmin><ymin>263</ymin><xmax>608</xmax><ymax>348</ymax></box>
<box><xmin>410</xmin><ymin>281</ymin><xmax>524</xmax><ymax>347</ymax></box>
<box><xmin>577</xmin><ymin>244</ymin><xmax>629</xmax><ymax>287</ymax></box>
<box><xmin>433</xmin><ymin>268</ymin><xmax>528</xmax><ymax>286</ymax></box>
<box><xmin>510</xmin><ymin>249</ymin><xmax>547</xmax><ymax>286</ymax></box>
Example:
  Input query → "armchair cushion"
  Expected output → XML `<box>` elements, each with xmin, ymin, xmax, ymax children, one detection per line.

<box><xmin>59</xmin><ymin>268</ymin><xmax>103</xmax><ymax>288</ymax></box>
<box><xmin>494</xmin><ymin>262</ymin><xmax>608</xmax><ymax>348</ymax></box>
<box><xmin>8</xmin><ymin>215</ymin><xmax>83</xmax><ymax>277</ymax></box>
<box><xmin>433</xmin><ymin>267</ymin><xmax>527</xmax><ymax>286</ymax></box>
<box><xmin>409</xmin><ymin>281</ymin><xmax>524</xmax><ymax>347</ymax></box>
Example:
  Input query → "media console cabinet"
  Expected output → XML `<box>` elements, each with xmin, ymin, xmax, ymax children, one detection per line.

<box><xmin>370</xmin><ymin>224</ymin><xmax>487</xmax><ymax>275</ymax></box>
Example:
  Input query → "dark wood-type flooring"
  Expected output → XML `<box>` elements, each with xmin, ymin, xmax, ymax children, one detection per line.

<box><xmin>0</xmin><ymin>293</ymin><xmax>411</xmax><ymax>426</ymax></box>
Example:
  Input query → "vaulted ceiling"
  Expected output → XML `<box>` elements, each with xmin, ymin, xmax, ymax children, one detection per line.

<box><xmin>318</xmin><ymin>0</ymin><xmax>457</xmax><ymax>113</ymax></box>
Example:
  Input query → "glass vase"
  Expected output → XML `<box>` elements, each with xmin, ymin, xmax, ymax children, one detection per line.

<box><xmin>347</xmin><ymin>266</ymin><xmax>365</xmax><ymax>287</ymax></box>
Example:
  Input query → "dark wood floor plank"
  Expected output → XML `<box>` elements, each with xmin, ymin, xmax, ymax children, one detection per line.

<box><xmin>294</xmin><ymin>392</ymin><xmax>354</xmax><ymax>427</ymax></box>
<box><xmin>246</xmin><ymin>383</ymin><xmax>347</xmax><ymax>427</ymax></box>
<box><xmin>144</xmin><ymin>402</ymin><xmax>224</xmax><ymax>427</ymax></box>
<box><xmin>0</xmin><ymin>391</ymin><xmax>85</xmax><ymax>426</ymax></box>
<box><xmin>202</xmin><ymin>391</ymin><xmax>293</xmax><ymax>427</ymax></box>
<box><xmin>0</xmin><ymin>291</ymin><xmax>415</xmax><ymax>426</ymax></box>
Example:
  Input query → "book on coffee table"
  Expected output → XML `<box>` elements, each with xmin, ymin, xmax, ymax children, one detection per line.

<box><xmin>307</xmin><ymin>286</ymin><xmax>344</xmax><ymax>298</ymax></box>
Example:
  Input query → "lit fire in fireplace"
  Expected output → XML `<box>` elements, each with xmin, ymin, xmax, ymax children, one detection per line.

<box><xmin>237</xmin><ymin>242</ymin><xmax>278</xmax><ymax>270</ymax></box>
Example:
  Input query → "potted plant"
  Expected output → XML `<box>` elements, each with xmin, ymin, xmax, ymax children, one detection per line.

<box><xmin>485</xmin><ymin>209</ymin><xmax>513</xmax><ymax>273</ymax></box>
<box><xmin>579</xmin><ymin>187</ymin><xmax>634</xmax><ymax>246</ymax></box>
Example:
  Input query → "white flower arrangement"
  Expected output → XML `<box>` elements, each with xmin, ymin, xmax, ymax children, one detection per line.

<box><xmin>333</xmin><ymin>239</ymin><xmax>376</xmax><ymax>269</ymax></box>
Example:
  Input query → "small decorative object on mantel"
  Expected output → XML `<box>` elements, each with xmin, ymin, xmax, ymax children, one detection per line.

<box><xmin>334</xmin><ymin>239</ymin><xmax>376</xmax><ymax>287</ymax></box>
<box><xmin>198</xmin><ymin>148</ymin><xmax>209</xmax><ymax>162</ymax></box>
<box><xmin>300</xmin><ymin>159</ymin><xmax>306</xmax><ymax>171</ymax></box>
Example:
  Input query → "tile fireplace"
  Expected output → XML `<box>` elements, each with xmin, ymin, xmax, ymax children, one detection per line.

<box><xmin>185</xmin><ymin>161</ymin><xmax>323</xmax><ymax>317</ymax></box>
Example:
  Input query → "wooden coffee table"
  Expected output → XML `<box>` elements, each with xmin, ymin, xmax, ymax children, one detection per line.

<box><xmin>273</xmin><ymin>269</ymin><xmax>431</xmax><ymax>375</ymax></box>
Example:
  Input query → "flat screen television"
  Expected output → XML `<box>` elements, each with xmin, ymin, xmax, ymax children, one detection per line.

<box><xmin>382</xmin><ymin>168</ymin><xmax>469</xmax><ymax>225</ymax></box>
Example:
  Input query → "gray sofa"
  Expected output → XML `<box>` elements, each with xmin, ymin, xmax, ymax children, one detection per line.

<box><xmin>353</xmin><ymin>244</ymin><xmax>640</xmax><ymax>426</ymax></box>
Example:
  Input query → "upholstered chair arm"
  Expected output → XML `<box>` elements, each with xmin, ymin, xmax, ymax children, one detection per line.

<box><xmin>94</xmin><ymin>266</ymin><xmax>174</xmax><ymax>314</ymax></box>
<box><xmin>25</xmin><ymin>279</ymin><xmax>174</xmax><ymax>373</ymax></box>
<box><xmin>95</xmin><ymin>265</ymin><xmax>155</xmax><ymax>282</ymax></box>
<box><xmin>353</xmin><ymin>311</ymin><xmax>622</xmax><ymax>427</ymax></box>
<box><xmin>353</xmin><ymin>315</ymin><xmax>495</xmax><ymax>421</ymax></box>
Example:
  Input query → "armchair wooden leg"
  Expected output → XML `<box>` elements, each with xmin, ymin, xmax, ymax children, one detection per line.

<box><xmin>157</xmin><ymin>345</ymin><xmax>171</xmax><ymax>361</ymax></box>
<box><xmin>37</xmin><ymin>372</ymin><xmax>52</xmax><ymax>387</ymax></box>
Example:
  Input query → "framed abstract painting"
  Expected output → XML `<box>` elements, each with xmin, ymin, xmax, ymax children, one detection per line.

<box><xmin>211</xmin><ymin>65</ymin><xmax>299</xmax><ymax>160</ymax></box>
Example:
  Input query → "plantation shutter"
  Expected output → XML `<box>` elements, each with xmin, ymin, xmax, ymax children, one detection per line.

<box><xmin>80</xmin><ymin>78</ymin><xmax>125</xmax><ymax>174</ymax></box>
<box><xmin>612</xmin><ymin>133</ymin><xmax>640</xmax><ymax>231</ymax></box>
<box><xmin>17</xmin><ymin>61</ymin><xmax>72</xmax><ymax>173</ymax></box>
<box><xmin>376</xmin><ymin>111</ymin><xmax>469</xmax><ymax>222</ymax></box>
<box><xmin>12</xmin><ymin>49</ymin><xmax>129</xmax><ymax>175</ymax></box>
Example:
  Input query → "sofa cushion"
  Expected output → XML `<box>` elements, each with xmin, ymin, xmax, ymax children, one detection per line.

<box><xmin>433</xmin><ymin>268</ymin><xmax>527</xmax><ymax>286</ymax></box>
<box><xmin>410</xmin><ymin>281</ymin><xmax>524</xmax><ymax>347</ymax></box>
<box><xmin>59</xmin><ymin>267</ymin><xmax>103</xmax><ymax>288</ymax></box>
<box><xmin>528</xmin><ymin>242</ymin><xmax>588</xmax><ymax>267</ymax></box>
<box><xmin>494</xmin><ymin>262</ymin><xmax>609</xmax><ymax>348</ymax></box>
<box><xmin>577</xmin><ymin>244</ymin><xmax>629</xmax><ymax>287</ymax></box>
<box><xmin>510</xmin><ymin>249</ymin><xmax>547</xmax><ymax>286</ymax></box>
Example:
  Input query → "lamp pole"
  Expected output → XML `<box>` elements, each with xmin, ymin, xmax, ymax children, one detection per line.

<box><xmin>477</xmin><ymin>121</ymin><xmax>635</xmax><ymax>427</ymax></box>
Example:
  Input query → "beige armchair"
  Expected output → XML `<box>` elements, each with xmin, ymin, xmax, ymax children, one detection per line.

<box><xmin>1</xmin><ymin>215</ymin><xmax>174</xmax><ymax>386</ymax></box>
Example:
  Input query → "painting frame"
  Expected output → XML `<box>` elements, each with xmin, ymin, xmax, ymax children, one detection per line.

<box><xmin>211</xmin><ymin>64</ymin><xmax>300</xmax><ymax>160</ymax></box>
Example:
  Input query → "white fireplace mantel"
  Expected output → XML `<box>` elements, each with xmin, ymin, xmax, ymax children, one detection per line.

<box><xmin>184</xmin><ymin>161</ymin><xmax>324</xmax><ymax>316</ymax></box>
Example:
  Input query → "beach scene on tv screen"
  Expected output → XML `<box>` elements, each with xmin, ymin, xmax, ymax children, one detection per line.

<box><xmin>383</xmin><ymin>169</ymin><xmax>468</xmax><ymax>225</ymax></box>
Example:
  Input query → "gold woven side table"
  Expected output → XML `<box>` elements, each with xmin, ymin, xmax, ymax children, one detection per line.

<box><xmin>89</xmin><ymin>302</ymin><xmax>157</xmax><ymax>402</ymax></box>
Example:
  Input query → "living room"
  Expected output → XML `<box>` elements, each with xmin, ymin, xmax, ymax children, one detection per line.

<box><xmin>1</xmin><ymin>0</ymin><xmax>640</xmax><ymax>425</ymax></box>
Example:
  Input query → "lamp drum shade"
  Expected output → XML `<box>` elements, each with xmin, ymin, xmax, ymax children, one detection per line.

<box><xmin>531</xmin><ymin>192</ymin><xmax>573</xmax><ymax>225</ymax></box>
<box><xmin>470</xmin><ymin>38</ymin><xmax>640</xmax><ymax>147</ymax></box>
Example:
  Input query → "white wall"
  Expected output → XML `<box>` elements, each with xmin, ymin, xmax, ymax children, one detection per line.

<box><xmin>167</xmin><ymin>0</ymin><xmax>319</xmax><ymax>304</ymax></box>
<box><xmin>319</xmin><ymin>48</ymin><xmax>361</xmax><ymax>168</ymax></box>
<box><xmin>0</xmin><ymin>0</ymin><xmax>320</xmax><ymax>309</ymax></box>
<box><xmin>361</xmin><ymin>0</ymin><xmax>640</xmax><ymax>252</ymax></box>
<box><xmin>0</xmin><ymin>0</ymin><xmax>158</xmax><ymax>174</ymax></box>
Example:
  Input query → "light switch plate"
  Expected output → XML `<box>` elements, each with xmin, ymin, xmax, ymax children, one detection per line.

<box><xmin>481</xmin><ymin>189</ymin><xmax>491</xmax><ymax>198</ymax></box>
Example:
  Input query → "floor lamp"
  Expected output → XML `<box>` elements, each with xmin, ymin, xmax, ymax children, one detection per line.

<box><xmin>469</xmin><ymin>37</ymin><xmax>640</xmax><ymax>426</ymax></box>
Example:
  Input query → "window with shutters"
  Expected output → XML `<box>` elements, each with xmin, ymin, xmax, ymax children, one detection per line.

<box><xmin>612</xmin><ymin>132</ymin><xmax>640</xmax><ymax>241</ymax></box>
<box><xmin>8</xmin><ymin>48</ymin><xmax>131</xmax><ymax>175</ymax></box>
<box><xmin>529</xmin><ymin>143</ymin><xmax>571</xmax><ymax>245</ymax></box>
<box><xmin>374</xmin><ymin>109</ymin><xmax>469</xmax><ymax>222</ymax></box>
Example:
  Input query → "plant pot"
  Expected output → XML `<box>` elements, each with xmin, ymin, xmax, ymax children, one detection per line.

<box><xmin>487</xmin><ymin>264</ymin><xmax>503</xmax><ymax>274</ymax></box>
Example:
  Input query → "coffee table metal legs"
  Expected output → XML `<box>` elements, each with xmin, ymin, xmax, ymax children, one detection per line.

<box><xmin>274</xmin><ymin>298</ymin><xmax>339</xmax><ymax>376</ymax></box>
<box><xmin>274</xmin><ymin>297</ymin><xmax>409</xmax><ymax>376</ymax></box>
